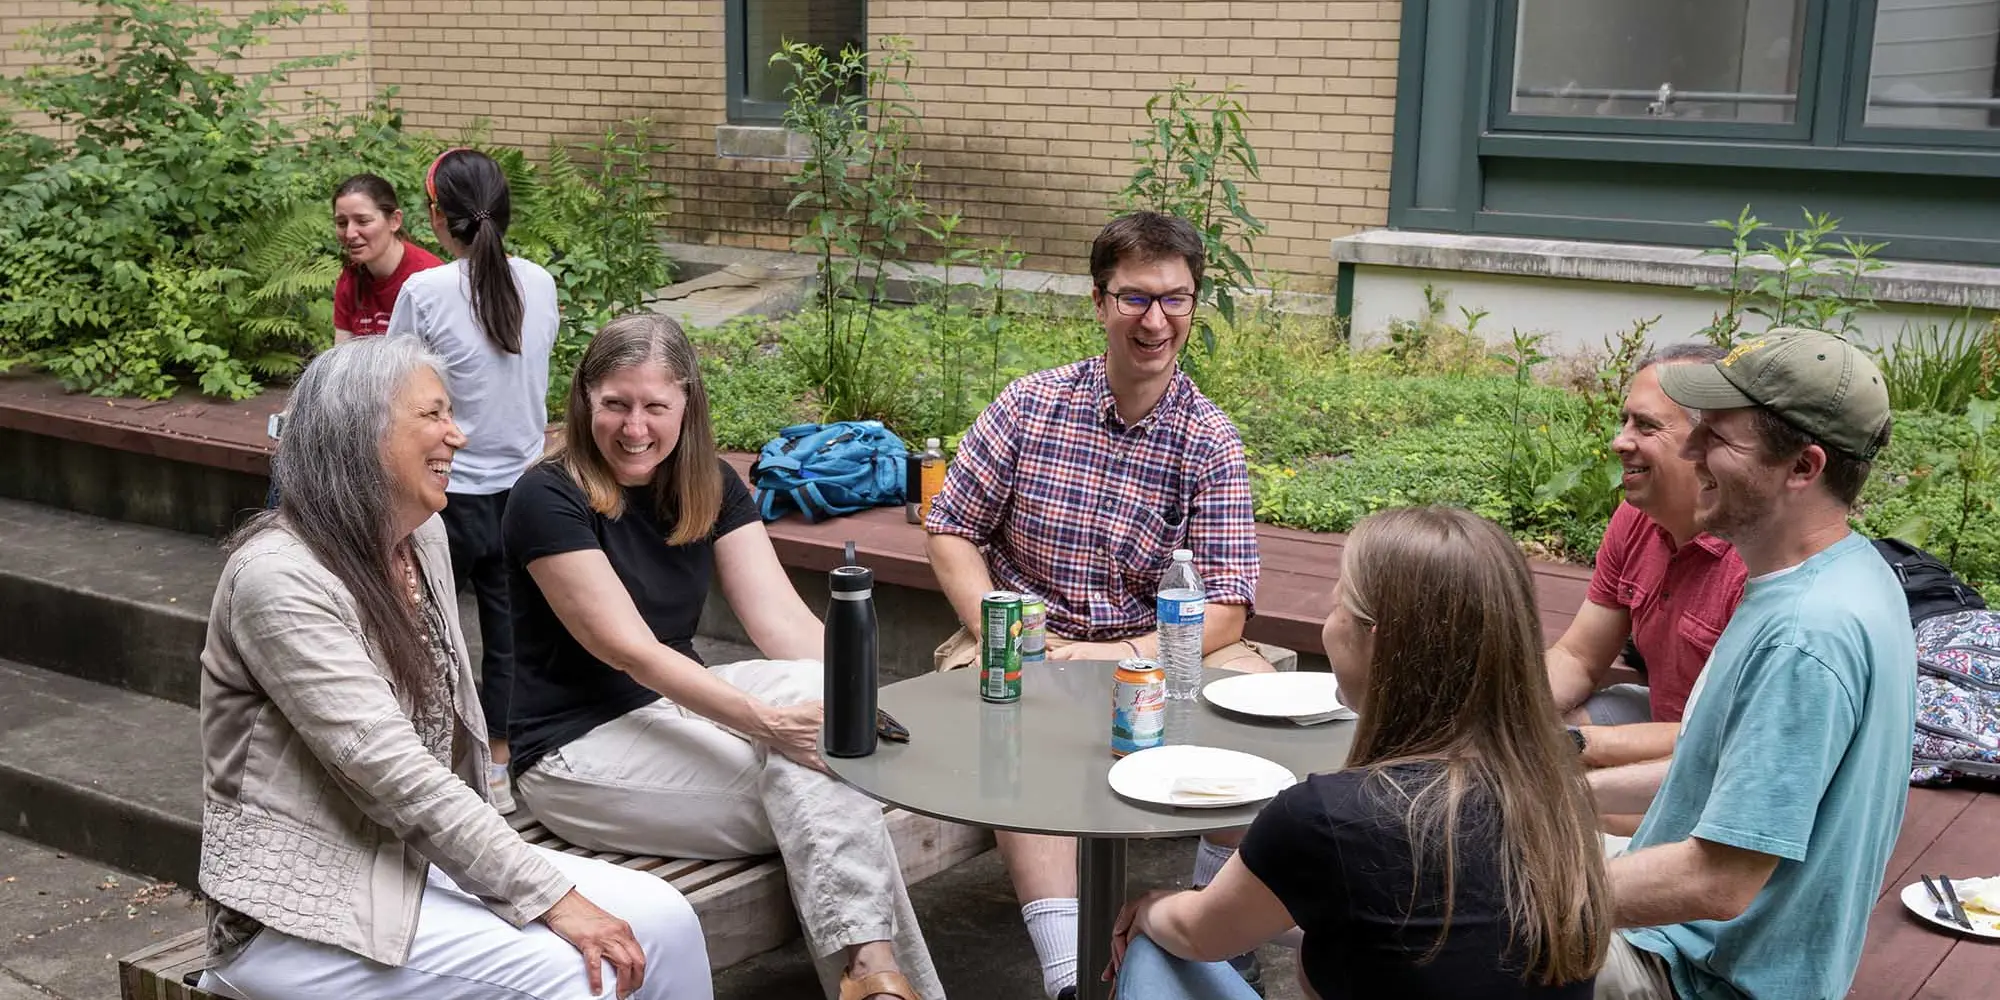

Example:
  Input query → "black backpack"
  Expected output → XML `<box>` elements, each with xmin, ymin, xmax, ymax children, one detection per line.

<box><xmin>1872</xmin><ymin>538</ymin><xmax>1987</xmax><ymax>626</ymax></box>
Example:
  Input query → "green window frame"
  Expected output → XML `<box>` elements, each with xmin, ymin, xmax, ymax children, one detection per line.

<box><xmin>1391</xmin><ymin>0</ymin><xmax>2000</xmax><ymax>264</ymax></box>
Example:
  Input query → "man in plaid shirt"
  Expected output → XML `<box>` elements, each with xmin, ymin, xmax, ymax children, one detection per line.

<box><xmin>924</xmin><ymin>212</ymin><xmax>1273</xmax><ymax>999</ymax></box>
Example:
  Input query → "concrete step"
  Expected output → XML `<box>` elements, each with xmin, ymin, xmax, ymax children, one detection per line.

<box><xmin>0</xmin><ymin>628</ymin><xmax>762</xmax><ymax>890</ymax></box>
<box><xmin>0</xmin><ymin>497</ymin><xmax>217</xmax><ymax>706</ymax></box>
<box><xmin>0</xmin><ymin>496</ymin><xmax>772</xmax><ymax>706</ymax></box>
<box><xmin>0</xmin><ymin>658</ymin><xmax>201</xmax><ymax>886</ymax></box>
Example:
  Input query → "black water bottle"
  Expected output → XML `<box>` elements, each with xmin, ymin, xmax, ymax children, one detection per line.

<box><xmin>824</xmin><ymin>562</ymin><xmax>879</xmax><ymax>758</ymax></box>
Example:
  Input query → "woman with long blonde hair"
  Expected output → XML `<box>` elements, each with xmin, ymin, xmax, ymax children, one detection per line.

<box><xmin>1108</xmin><ymin>505</ymin><xmax>1610</xmax><ymax>999</ymax></box>
<box><xmin>500</xmin><ymin>314</ymin><xmax>940</xmax><ymax>1000</ymax></box>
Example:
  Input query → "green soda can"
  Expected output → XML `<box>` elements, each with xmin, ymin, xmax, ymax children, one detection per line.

<box><xmin>980</xmin><ymin>591</ymin><xmax>1023</xmax><ymax>703</ymax></box>
<box><xmin>1018</xmin><ymin>592</ymin><xmax>1047</xmax><ymax>659</ymax></box>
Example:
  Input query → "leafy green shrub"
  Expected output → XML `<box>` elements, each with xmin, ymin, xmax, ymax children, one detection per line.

<box><xmin>492</xmin><ymin>123</ymin><xmax>677</xmax><ymax>410</ymax></box>
<box><xmin>0</xmin><ymin>0</ymin><xmax>357</xmax><ymax>397</ymax></box>
<box><xmin>1</xmin><ymin>1</ymin><xmax>673</xmax><ymax>403</ymax></box>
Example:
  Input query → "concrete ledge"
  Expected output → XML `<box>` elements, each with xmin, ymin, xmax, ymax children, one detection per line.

<box><xmin>1331</xmin><ymin>230</ymin><xmax>2000</xmax><ymax>312</ymax></box>
<box><xmin>715</xmin><ymin>125</ymin><xmax>811</xmax><ymax>161</ymax></box>
<box><xmin>660</xmin><ymin>241</ymin><xmax>1338</xmax><ymax>317</ymax></box>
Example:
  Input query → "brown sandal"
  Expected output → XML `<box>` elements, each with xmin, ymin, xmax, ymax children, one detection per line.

<box><xmin>838</xmin><ymin>969</ymin><xmax>920</xmax><ymax>1000</ymax></box>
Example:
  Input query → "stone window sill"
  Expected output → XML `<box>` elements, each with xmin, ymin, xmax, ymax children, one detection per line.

<box><xmin>1330</xmin><ymin>230</ymin><xmax>2000</xmax><ymax>311</ymax></box>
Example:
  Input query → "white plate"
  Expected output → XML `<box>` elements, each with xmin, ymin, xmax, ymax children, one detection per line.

<box><xmin>1898</xmin><ymin>878</ymin><xmax>2000</xmax><ymax>939</ymax></box>
<box><xmin>1106</xmin><ymin>745</ymin><xmax>1297</xmax><ymax>809</ymax></box>
<box><xmin>1202</xmin><ymin>671</ymin><xmax>1353</xmax><ymax>723</ymax></box>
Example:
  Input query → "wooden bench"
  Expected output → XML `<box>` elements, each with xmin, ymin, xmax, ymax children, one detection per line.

<box><xmin>119</xmin><ymin>805</ymin><xmax>992</xmax><ymax>1000</ymax></box>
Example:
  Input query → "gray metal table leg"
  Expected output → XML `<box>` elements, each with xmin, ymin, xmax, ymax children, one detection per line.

<box><xmin>1076</xmin><ymin>836</ymin><xmax>1127</xmax><ymax>1000</ymax></box>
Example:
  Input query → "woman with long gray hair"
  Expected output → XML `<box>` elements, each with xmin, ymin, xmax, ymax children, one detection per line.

<box><xmin>196</xmin><ymin>336</ymin><xmax>713</xmax><ymax>1000</ymax></box>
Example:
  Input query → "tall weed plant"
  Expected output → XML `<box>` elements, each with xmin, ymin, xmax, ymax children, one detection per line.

<box><xmin>1116</xmin><ymin>80</ymin><xmax>1265</xmax><ymax>354</ymax></box>
<box><xmin>774</xmin><ymin>37</ymin><xmax>927</xmax><ymax>423</ymax></box>
<box><xmin>1696</xmin><ymin>207</ymin><xmax>1887</xmax><ymax>345</ymax></box>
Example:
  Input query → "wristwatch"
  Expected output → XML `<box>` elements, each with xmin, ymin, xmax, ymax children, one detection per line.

<box><xmin>1567</xmin><ymin>726</ymin><xmax>1588</xmax><ymax>756</ymax></box>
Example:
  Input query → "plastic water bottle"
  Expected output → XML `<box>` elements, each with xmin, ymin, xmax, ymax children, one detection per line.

<box><xmin>1157</xmin><ymin>549</ymin><xmax>1205</xmax><ymax>701</ymax></box>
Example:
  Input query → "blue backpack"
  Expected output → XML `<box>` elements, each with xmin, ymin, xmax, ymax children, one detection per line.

<box><xmin>750</xmin><ymin>421</ymin><xmax>909</xmax><ymax>523</ymax></box>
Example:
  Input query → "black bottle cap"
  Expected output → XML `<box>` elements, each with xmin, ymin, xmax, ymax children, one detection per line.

<box><xmin>830</xmin><ymin>565</ymin><xmax>873</xmax><ymax>592</ymax></box>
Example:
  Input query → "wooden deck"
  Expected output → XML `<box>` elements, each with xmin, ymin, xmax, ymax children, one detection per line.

<box><xmin>1849</xmin><ymin>785</ymin><xmax>1998</xmax><ymax>998</ymax></box>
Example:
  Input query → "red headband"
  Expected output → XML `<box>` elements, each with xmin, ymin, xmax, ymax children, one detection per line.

<box><xmin>425</xmin><ymin>146</ymin><xmax>476</xmax><ymax>202</ymax></box>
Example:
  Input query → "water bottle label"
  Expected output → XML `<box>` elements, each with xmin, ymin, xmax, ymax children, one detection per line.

<box><xmin>1157</xmin><ymin>595</ymin><xmax>1205</xmax><ymax>625</ymax></box>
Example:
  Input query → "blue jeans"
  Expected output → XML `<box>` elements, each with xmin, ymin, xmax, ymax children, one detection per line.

<box><xmin>1113</xmin><ymin>936</ymin><xmax>1262</xmax><ymax>1000</ymax></box>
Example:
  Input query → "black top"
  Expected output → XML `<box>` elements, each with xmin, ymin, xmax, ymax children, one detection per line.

<box><xmin>1239</xmin><ymin>764</ymin><xmax>1595</xmax><ymax>1000</ymax></box>
<box><xmin>501</xmin><ymin>458</ymin><xmax>761</xmax><ymax>776</ymax></box>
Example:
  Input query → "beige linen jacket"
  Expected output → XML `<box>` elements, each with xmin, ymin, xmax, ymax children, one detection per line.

<box><xmin>197</xmin><ymin>515</ymin><xmax>570</xmax><ymax>967</ymax></box>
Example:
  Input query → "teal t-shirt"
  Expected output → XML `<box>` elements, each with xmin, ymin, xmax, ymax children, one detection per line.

<box><xmin>1621</xmin><ymin>532</ymin><xmax>1915</xmax><ymax>1000</ymax></box>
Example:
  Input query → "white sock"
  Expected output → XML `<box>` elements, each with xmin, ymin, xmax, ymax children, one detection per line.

<box><xmin>1191</xmin><ymin>837</ymin><xmax>1234</xmax><ymax>888</ymax></box>
<box><xmin>1021</xmin><ymin>897</ymin><xmax>1078</xmax><ymax>998</ymax></box>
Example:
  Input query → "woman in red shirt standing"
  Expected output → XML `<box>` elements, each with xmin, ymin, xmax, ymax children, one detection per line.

<box><xmin>333</xmin><ymin>174</ymin><xmax>444</xmax><ymax>343</ymax></box>
<box><xmin>270</xmin><ymin>177</ymin><xmax>446</xmax><ymax>508</ymax></box>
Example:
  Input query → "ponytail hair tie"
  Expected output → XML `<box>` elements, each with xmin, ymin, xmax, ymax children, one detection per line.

<box><xmin>470</xmin><ymin>209</ymin><xmax>492</xmax><ymax>222</ymax></box>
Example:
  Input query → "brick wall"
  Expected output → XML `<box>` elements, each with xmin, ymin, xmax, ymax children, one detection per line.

<box><xmin>3</xmin><ymin>1</ymin><xmax>372</xmax><ymax>140</ymax></box>
<box><xmin>370</xmin><ymin>0</ymin><xmax>1397</xmax><ymax>287</ymax></box>
<box><xmin>7</xmin><ymin>1</ymin><xmax>1398</xmax><ymax>286</ymax></box>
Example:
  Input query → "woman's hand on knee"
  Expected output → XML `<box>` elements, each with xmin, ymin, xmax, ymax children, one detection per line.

<box><xmin>752</xmin><ymin>700</ymin><xmax>829</xmax><ymax>773</ymax></box>
<box><xmin>541</xmin><ymin>888</ymin><xmax>647</xmax><ymax>998</ymax></box>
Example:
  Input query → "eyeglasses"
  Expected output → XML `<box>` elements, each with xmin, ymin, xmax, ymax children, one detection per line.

<box><xmin>1107</xmin><ymin>291</ymin><xmax>1196</xmax><ymax>318</ymax></box>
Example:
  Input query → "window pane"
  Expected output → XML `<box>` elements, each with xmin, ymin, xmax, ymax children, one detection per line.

<box><xmin>743</xmin><ymin>0</ymin><xmax>866</xmax><ymax>106</ymax></box>
<box><xmin>1511</xmin><ymin>0</ymin><xmax>1807</xmax><ymax>123</ymax></box>
<box><xmin>1866</xmin><ymin>0</ymin><xmax>2000</xmax><ymax>130</ymax></box>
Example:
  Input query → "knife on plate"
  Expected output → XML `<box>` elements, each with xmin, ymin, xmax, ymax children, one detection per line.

<box><xmin>1939</xmin><ymin>875</ymin><xmax>1975</xmax><ymax>930</ymax></box>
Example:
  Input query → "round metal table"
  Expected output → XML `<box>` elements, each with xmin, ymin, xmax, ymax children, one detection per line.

<box><xmin>825</xmin><ymin>660</ymin><xmax>1356</xmax><ymax>1000</ymax></box>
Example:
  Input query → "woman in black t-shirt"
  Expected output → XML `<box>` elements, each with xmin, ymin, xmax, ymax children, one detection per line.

<box><xmin>1106</xmin><ymin>506</ymin><xmax>1611</xmax><ymax>1000</ymax></box>
<box><xmin>500</xmin><ymin>314</ymin><xmax>939</xmax><ymax>1000</ymax></box>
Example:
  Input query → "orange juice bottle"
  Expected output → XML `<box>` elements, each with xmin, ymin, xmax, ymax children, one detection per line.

<box><xmin>918</xmin><ymin>437</ymin><xmax>946</xmax><ymax>523</ymax></box>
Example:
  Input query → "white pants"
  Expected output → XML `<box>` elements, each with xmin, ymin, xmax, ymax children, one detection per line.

<box><xmin>199</xmin><ymin>846</ymin><xmax>712</xmax><ymax>1000</ymax></box>
<box><xmin>1595</xmin><ymin>935</ymin><xmax>1677</xmax><ymax>999</ymax></box>
<box><xmin>516</xmin><ymin>659</ymin><xmax>941</xmax><ymax>1000</ymax></box>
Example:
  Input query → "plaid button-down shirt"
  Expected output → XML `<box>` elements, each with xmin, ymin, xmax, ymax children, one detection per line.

<box><xmin>926</xmin><ymin>356</ymin><xmax>1258</xmax><ymax>641</ymax></box>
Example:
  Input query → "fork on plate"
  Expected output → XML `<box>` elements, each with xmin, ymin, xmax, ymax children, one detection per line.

<box><xmin>1922</xmin><ymin>875</ymin><xmax>1975</xmax><ymax>930</ymax></box>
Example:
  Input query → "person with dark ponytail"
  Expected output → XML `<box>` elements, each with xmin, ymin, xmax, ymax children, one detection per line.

<box><xmin>332</xmin><ymin>173</ymin><xmax>444</xmax><ymax>343</ymax></box>
<box><xmin>388</xmin><ymin>147</ymin><xmax>559</xmax><ymax>814</ymax></box>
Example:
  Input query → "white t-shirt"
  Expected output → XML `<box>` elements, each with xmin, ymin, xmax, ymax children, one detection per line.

<box><xmin>388</xmin><ymin>257</ymin><xmax>558</xmax><ymax>495</ymax></box>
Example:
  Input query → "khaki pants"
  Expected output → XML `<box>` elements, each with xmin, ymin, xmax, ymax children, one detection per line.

<box><xmin>931</xmin><ymin>626</ymin><xmax>1277</xmax><ymax>674</ymax></box>
<box><xmin>516</xmin><ymin>659</ymin><xmax>941</xmax><ymax>1000</ymax></box>
<box><xmin>1596</xmin><ymin>935</ymin><xmax>1677</xmax><ymax>999</ymax></box>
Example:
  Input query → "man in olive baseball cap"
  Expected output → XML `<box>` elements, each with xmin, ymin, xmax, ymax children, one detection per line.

<box><xmin>1587</xmin><ymin>327</ymin><xmax>1915</xmax><ymax>1000</ymax></box>
<box><xmin>1656</xmin><ymin>328</ymin><xmax>1892</xmax><ymax>462</ymax></box>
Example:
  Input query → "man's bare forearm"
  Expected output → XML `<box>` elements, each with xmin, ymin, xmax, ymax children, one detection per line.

<box><xmin>1609</xmin><ymin>838</ymin><xmax>1777</xmax><ymax>928</ymax></box>
<box><xmin>925</xmin><ymin>532</ymin><xmax>996</xmax><ymax>638</ymax></box>
<box><xmin>1588</xmin><ymin>758</ymin><xmax>1673</xmax><ymax>816</ymax></box>
<box><xmin>1580</xmin><ymin>722</ymin><xmax>1680</xmax><ymax>769</ymax></box>
<box><xmin>1547</xmin><ymin>645</ymin><xmax>1601</xmax><ymax>714</ymax></box>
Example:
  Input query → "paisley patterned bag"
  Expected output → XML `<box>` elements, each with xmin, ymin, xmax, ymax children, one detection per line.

<box><xmin>1911</xmin><ymin>610</ymin><xmax>2000</xmax><ymax>786</ymax></box>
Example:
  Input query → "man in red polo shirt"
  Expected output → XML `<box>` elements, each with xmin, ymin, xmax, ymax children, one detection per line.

<box><xmin>1547</xmin><ymin>343</ymin><xmax>1748</xmax><ymax>771</ymax></box>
